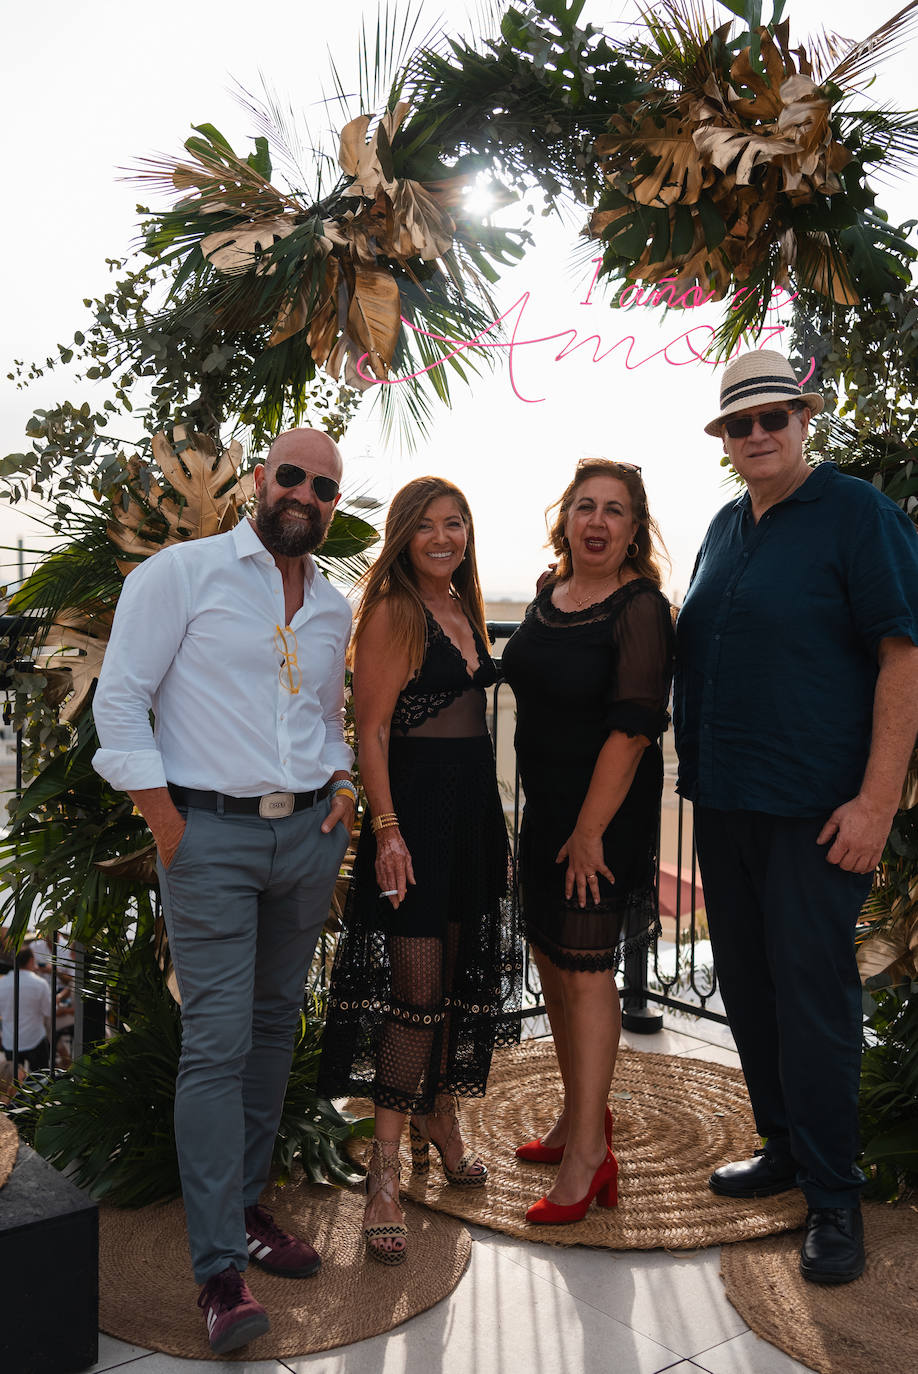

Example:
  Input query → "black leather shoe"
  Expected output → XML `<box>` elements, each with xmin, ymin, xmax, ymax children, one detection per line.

<box><xmin>709</xmin><ymin>1150</ymin><xmax>798</xmax><ymax>1198</ymax></box>
<box><xmin>800</xmin><ymin>1205</ymin><xmax>865</xmax><ymax>1284</ymax></box>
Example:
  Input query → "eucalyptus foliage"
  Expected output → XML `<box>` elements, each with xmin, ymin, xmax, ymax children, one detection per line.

<box><xmin>860</xmin><ymin>985</ymin><xmax>918</xmax><ymax>1202</ymax></box>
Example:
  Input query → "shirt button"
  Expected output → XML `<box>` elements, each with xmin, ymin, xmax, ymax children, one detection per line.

<box><xmin>707</xmin><ymin>678</ymin><xmax>713</xmax><ymax>685</ymax></box>
<box><xmin>703</xmin><ymin>723</ymin><xmax>710</xmax><ymax>729</ymax></box>
<box><xmin>714</xmin><ymin>634</ymin><xmax>721</xmax><ymax>641</ymax></box>
<box><xmin>743</xmin><ymin>552</ymin><xmax>749</xmax><ymax>559</ymax></box>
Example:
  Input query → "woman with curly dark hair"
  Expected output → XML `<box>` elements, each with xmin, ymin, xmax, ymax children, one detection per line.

<box><xmin>502</xmin><ymin>459</ymin><xmax>674</xmax><ymax>1225</ymax></box>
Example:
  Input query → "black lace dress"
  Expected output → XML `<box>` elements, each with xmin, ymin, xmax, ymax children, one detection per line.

<box><xmin>317</xmin><ymin>610</ymin><xmax>522</xmax><ymax>1114</ymax></box>
<box><xmin>501</xmin><ymin>579</ymin><xmax>674</xmax><ymax>972</ymax></box>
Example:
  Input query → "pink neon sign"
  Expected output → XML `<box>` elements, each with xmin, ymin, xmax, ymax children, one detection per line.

<box><xmin>356</xmin><ymin>258</ymin><xmax>816</xmax><ymax>403</ymax></box>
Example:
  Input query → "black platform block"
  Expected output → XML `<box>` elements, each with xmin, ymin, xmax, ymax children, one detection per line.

<box><xmin>0</xmin><ymin>1143</ymin><xmax>99</xmax><ymax>1374</ymax></box>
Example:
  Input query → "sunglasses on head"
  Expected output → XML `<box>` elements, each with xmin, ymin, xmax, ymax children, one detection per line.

<box><xmin>273</xmin><ymin>464</ymin><xmax>339</xmax><ymax>502</ymax></box>
<box><xmin>723</xmin><ymin>407</ymin><xmax>799</xmax><ymax>440</ymax></box>
<box><xmin>576</xmin><ymin>459</ymin><xmax>642</xmax><ymax>473</ymax></box>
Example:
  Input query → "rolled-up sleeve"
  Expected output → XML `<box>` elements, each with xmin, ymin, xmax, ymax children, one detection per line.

<box><xmin>92</xmin><ymin>549</ymin><xmax>190</xmax><ymax>792</ymax></box>
<box><xmin>847</xmin><ymin>503</ymin><xmax>918</xmax><ymax>652</ymax></box>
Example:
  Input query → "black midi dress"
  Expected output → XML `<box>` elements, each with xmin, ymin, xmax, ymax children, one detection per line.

<box><xmin>501</xmin><ymin>578</ymin><xmax>674</xmax><ymax>972</ymax></box>
<box><xmin>317</xmin><ymin>609</ymin><xmax>522</xmax><ymax>1114</ymax></box>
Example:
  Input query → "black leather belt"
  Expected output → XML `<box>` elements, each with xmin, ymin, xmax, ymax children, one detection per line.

<box><xmin>168</xmin><ymin>782</ymin><xmax>331</xmax><ymax>818</ymax></box>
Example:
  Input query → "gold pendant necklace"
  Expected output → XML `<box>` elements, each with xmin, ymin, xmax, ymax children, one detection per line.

<box><xmin>567</xmin><ymin>574</ymin><xmax>620</xmax><ymax>608</ymax></box>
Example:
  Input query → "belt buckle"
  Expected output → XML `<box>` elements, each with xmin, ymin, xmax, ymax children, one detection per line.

<box><xmin>259</xmin><ymin>791</ymin><xmax>296</xmax><ymax>819</ymax></box>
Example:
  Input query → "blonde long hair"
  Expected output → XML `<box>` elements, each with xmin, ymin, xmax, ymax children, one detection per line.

<box><xmin>546</xmin><ymin>459</ymin><xmax>668</xmax><ymax>587</ymax></box>
<box><xmin>352</xmin><ymin>476</ymin><xmax>489</xmax><ymax>677</ymax></box>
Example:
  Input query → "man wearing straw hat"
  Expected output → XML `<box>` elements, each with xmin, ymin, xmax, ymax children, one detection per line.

<box><xmin>674</xmin><ymin>350</ymin><xmax>918</xmax><ymax>1284</ymax></box>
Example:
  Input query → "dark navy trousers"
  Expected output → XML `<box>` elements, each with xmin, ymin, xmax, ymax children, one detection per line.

<box><xmin>694</xmin><ymin>807</ymin><xmax>872</xmax><ymax>1208</ymax></box>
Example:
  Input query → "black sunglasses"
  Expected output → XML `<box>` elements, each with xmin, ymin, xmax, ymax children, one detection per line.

<box><xmin>723</xmin><ymin>407</ymin><xmax>799</xmax><ymax>440</ymax></box>
<box><xmin>273</xmin><ymin>463</ymin><xmax>340</xmax><ymax>502</ymax></box>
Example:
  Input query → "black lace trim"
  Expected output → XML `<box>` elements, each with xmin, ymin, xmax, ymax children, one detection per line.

<box><xmin>369</xmin><ymin>1072</ymin><xmax>514</xmax><ymax>1116</ymax></box>
<box><xmin>533</xmin><ymin>576</ymin><xmax>657</xmax><ymax>627</ymax></box>
<box><xmin>426</xmin><ymin>607</ymin><xmax>490</xmax><ymax>680</ymax></box>
<box><xmin>528</xmin><ymin>913</ymin><xmax>661</xmax><ymax>974</ymax></box>
<box><xmin>391</xmin><ymin>687</ymin><xmax>463</xmax><ymax>732</ymax></box>
<box><xmin>391</xmin><ymin>609</ymin><xmax>494</xmax><ymax>733</ymax></box>
<box><xmin>325</xmin><ymin>991</ymin><xmax>509</xmax><ymax>1023</ymax></box>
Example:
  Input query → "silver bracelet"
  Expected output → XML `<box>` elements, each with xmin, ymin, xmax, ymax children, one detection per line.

<box><xmin>329</xmin><ymin>778</ymin><xmax>358</xmax><ymax>804</ymax></box>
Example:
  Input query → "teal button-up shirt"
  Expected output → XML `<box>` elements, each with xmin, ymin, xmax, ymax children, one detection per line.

<box><xmin>674</xmin><ymin>463</ymin><xmax>918</xmax><ymax>816</ymax></box>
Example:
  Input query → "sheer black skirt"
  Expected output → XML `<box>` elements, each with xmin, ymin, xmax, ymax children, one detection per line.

<box><xmin>317</xmin><ymin>734</ymin><xmax>522</xmax><ymax>1114</ymax></box>
<box><xmin>519</xmin><ymin>743</ymin><xmax>663</xmax><ymax>973</ymax></box>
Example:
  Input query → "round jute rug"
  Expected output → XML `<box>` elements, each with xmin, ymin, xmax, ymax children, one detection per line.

<box><xmin>99</xmin><ymin>1175</ymin><xmax>470</xmax><ymax>1360</ymax></box>
<box><xmin>721</xmin><ymin>1202</ymin><xmax>918</xmax><ymax>1374</ymax></box>
<box><xmin>0</xmin><ymin>1113</ymin><xmax>18</xmax><ymax>1190</ymax></box>
<box><xmin>356</xmin><ymin>1041</ymin><xmax>807</xmax><ymax>1249</ymax></box>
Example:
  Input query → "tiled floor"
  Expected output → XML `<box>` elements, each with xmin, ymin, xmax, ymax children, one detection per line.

<box><xmin>82</xmin><ymin>1017</ymin><xmax>812</xmax><ymax>1374</ymax></box>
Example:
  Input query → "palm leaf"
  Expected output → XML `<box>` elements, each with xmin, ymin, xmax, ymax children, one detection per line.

<box><xmin>8</xmin><ymin>507</ymin><xmax>122</xmax><ymax>633</ymax></box>
<box><xmin>824</xmin><ymin>0</ymin><xmax>918</xmax><ymax>87</ymax></box>
<box><xmin>5</xmin><ymin>957</ymin><xmax>371</xmax><ymax>1205</ymax></box>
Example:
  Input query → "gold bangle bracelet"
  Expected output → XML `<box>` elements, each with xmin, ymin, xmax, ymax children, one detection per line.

<box><xmin>370</xmin><ymin>813</ymin><xmax>398</xmax><ymax>834</ymax></box>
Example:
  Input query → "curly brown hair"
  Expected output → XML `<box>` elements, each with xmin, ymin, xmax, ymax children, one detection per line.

<box><xmin>352</xmin><ymin>476</ymin><xmax>489</xmax><ymax>678</ymax></box>
<box><xmin>545</xmin><ymin>459</ymin><xmax>668</xmax><ymax>587</ymax></box>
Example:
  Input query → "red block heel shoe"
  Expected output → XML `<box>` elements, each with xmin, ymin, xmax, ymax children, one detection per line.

<box><xmin>515</xmin><ymin>1106</ymin><xmax>613</xmax><ymax>1165</ymax></box>
<box><xmin>525</xmin><ymin>1149</ymin><xmax>619</xmax><ymax>1225</ymax></box>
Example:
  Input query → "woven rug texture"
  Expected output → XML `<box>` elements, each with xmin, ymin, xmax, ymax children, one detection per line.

<box><xmin>0</xmin><ymin>1113</ymin><xmax>18</xmax><ymax>1191</ymax></box>
<box><xmin>721</xmin><ymin>1202</ymin><xmax>918</xmax><ymax>1374</ymax></box>
<box><xmin>99</xmin><ymin>1176</ymin><xmax>470</xmax><ymax>1360</ymax></box>
<box><xmin>352</xmin><ymin>1041</ymin><xmax>808</xmax><ymax>1249</ymax></box>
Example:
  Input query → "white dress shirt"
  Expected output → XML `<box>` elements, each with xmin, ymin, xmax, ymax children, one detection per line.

<box><xmin>92</xmin><ymin>520</ymin><xmax>353</xmax><ymax>796</ymax></box>
<box><xmin>0</xmin><ymin>968</ymin><xmax>51</xmax><ymax>1050</ymax></box>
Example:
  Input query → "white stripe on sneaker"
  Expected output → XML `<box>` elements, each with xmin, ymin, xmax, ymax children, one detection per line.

<box><xmin>255</xmin><ymin>1244</ymin><xmax>272</xmax><ymax>1260</ymax></box>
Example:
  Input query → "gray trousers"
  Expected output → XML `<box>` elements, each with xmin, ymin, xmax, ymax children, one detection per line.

<box><xmin>157</xmin><ymin>798</ymin><xmax>349</xmax><ymax>1283</ymax></box>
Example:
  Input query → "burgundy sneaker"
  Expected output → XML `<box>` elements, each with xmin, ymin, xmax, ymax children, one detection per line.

<box><xmin>244</xmin><ymin>1203</ymin><xmax>322</xmax><ymax>1278</ymax></box>
<box><xmin>197</xmin><ymin>1264</ymin><xmax>269</xmax><ymax>1355</ymax></box>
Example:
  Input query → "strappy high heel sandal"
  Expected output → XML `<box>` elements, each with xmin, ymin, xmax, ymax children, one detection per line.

<box><xmin>409</xmin><ymin>1093</ymin><xmax>488</xmax><ymax>1188</ymax></box>
<box><xmin>363</xmin><ymin>1138</ymin><xmax>408</xmax><ymax>1266</ymax></box>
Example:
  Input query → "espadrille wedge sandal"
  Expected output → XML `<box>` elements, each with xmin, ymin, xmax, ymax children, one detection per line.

<box><xmin>409</xmin><ymin>1092</ymin><xmax>488</xmax><ymax>1187</ymax></box>
<box><xmin>363</xmin><ymin>1138</ymin><xmax>407</xmax><ymax>1266</ymax></box>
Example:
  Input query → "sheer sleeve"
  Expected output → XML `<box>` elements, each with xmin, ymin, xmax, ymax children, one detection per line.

<box><xmin>602</xmin><ymin>587</ymin><xmax>675</xmax><ymax>740</ymax></box>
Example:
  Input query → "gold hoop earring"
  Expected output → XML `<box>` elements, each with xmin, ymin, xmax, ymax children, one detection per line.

<box><xmin>626</xmin><ymin>540</ymin><xmax>639</xmax><ymax>559</ymax></box>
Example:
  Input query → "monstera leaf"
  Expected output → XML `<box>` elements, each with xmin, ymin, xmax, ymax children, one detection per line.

<box><xmin>199</xmin><ymin>217</ymin><xmax>298</xmax><ymax>275</ymax></box>
<box><xmin>595</xmin><ymin>114</ymin><xmax>711</xmax><ymax>208</ymax></box>
<box><xmin>39</xmin><ymin>611</ymin><xmax>113</xmax><ymax>724</ymax></box>
<box><xmin>108</xmin><ymin>427</ymin><xmax>250</xmax><ymax>574</ymax></box>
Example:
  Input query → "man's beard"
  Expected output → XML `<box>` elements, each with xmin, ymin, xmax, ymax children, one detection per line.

<box><xmin>255</xmin><ymin>496</ymin><xmax>329</xmax><ymax>557</ymax></box>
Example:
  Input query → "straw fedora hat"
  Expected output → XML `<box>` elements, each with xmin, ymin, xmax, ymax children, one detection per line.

<box><xmin>704</xmin><ymin>350</ymin><xmax>824</xmax><ymax>436</ymax></box>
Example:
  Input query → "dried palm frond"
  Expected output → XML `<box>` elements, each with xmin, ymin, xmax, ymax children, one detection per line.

<box><xmin>107</xmin><ymin>427</ymin><xmax>249</xmax><ymax>575</ymax></box>
<box><xmin>587</xmin><ymin>1</ymin><xmax>918</xmax><ymax>348</ymax></box>
<box><xmin>824</xmin><ymin>0</ymin><xmax>918</xmax><ymax>87</ymax></box>
<box><xmin>96</xmin><ymin>843</ymin><xmax>158</xmax><ymax>888</ymax></box>
<box><xmin>37</xmin><ymin>612</ymin><xmax>113</xmax><ymax>724</ymax></box>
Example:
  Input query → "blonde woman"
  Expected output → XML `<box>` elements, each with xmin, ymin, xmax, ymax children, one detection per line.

<box><xmin>318</xmin><ymin>477</ymin><xmax>520</xmax><ymax>1263</ymax></box>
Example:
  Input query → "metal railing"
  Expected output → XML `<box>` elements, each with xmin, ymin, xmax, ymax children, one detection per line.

<box><xmin>0</xmin><ymin>620</ymin><xmax>724</xmax><ymax>1089</ymax></box>
<box><xmin>486</xmin><ymin>620</ymin><xmax>724</xmax><ymax>1033</ymax></box>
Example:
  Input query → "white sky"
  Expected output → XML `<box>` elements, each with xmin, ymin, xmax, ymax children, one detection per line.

<box><xmin>1</xmin><ymin>0</ymin><xmax>914</xmax><ymax>601</ymax></box>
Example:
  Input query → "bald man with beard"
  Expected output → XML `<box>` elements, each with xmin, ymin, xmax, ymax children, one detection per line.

<box><xmin>93</xmin><ymin>428</ymin><xmax>357</xmax><ymax>1353</ymax></box>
